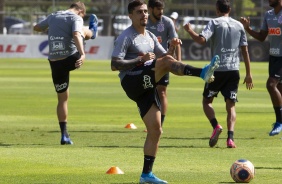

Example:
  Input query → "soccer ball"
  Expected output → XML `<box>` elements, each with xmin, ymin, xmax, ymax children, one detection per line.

<box><xmin>230</xmin><ymin>159</ymin><xmax>255</xmax><ymax>183</ymax></box>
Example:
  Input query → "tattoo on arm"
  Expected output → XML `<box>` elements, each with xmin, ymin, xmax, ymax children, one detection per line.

<box><xmin>111</xmin><ymin>57</ymin><xmax>143</xmax><ymax>71</ymax></box>
<box><xmin>167</xmin><ymin>45</ymin><xmax>176</xmax><ymax>56</ymax></box>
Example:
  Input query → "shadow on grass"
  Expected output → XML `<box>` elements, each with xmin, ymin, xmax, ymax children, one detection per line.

<box><xmin>0</xmin><ymin>143</ymin><xmax>45</xmax><ymax>147</ymax></box>
<box><xmin>256</xmin><ymin>166</ymin><xmax>282</xmax><ymax>170</ymax></box>
<box><xmin>162</xmin><ymin>137</ymin><xmax>256</xmax><ymax>140</ymax></box>
<box><xmin>47</xmin><ymin>130</ymin><xmax>139</xmax><ymax>134</ymax></box>
<box><xmin>0</xmin><ymin>143</ymin><xmax>12</xmax><ymax>147</ymax></box>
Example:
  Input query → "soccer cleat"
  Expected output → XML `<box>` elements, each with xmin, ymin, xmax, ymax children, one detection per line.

<box><xmin>209</xmin><ymin>124</ymin><xmax>222</xmax><ymax>147</ymax></box>
<box><xmin>269</xmin><ymin>122</ymin><xmax>282</xmax><ymax>136</ymax></box>
<box><xmin>200</xmin><ymin>55</ymin><xmax>220</xmax><ymax>83</ymax></box>
<box><xmin>227</xmin><ymin>138</ymin><xmax>236</xmax><ymax>148</ymax></box>
<box><xmin>61</xmin><ymin>135</ymin><xmax>73</xmax><ymax>145</ymax></box>
<box><xmin>89</xmin><ymin>14</ymin><xmax>98</xmax><ymax>39</ymax></box>
<box><xmin>140</xmin><ymin>172</ymin><xmax>168</xmax><ymax>184</ymax></box>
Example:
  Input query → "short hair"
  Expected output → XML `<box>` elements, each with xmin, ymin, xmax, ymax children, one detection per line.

<box><xmin>216</xmin><ymin>0</ymin><xmax>231</xmax><ymax>13</ymax></box>
<box><xmin>148</xmin><ymin>0</ymin><xmax>164</xmax><ymax>8</ymax></box>
<box><xmin>70</xmin><ymin>1</ymin><xmax>86</xmax><ymax>15</ymax></box>
<box><xmin>128</xmin><ymin>0</ymin><xmax>146</xmax><ymax>14</ymax></box>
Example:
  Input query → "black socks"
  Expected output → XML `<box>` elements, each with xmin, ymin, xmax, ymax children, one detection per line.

<box><xmin>142</xmin><ymin>155</ymin><xmax>155</xmax><ymax>174</ymax></box>
<box><xmin>184</xmin><ymin>65</ymin><xmax>201</xmax><ymax>76</ymax></box>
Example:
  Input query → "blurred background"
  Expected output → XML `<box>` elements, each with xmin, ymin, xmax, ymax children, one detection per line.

<box><xmin>0</xmin><ymin>0</ymin><xmax>269</xmax><ymax>38</ymax></box>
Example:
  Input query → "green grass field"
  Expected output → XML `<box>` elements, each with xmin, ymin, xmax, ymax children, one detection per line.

<box><xmin>0</xmin><ymin>58</ymin><xmax>281</xmax><ymax>184</ymax></box>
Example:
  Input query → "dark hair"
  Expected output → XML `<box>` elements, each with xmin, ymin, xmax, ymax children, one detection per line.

<box><xmin>128</xmin><ymin>0</ymin><xmax>146</xmax><ymax>14</ymax></box>
<box><xmin>216</xmin><ymin>0</ymin><xmax>230</xmax><ymax>13</ymax></box>
<box><xmin>70</xmin><ymin>1</ymin><xmax>86</xmax><ymax>14</ymax></box>
<box><xmin>148</xmin><ymin>0</ymin><xmax>164</xmax><ymax>8</ymax></box>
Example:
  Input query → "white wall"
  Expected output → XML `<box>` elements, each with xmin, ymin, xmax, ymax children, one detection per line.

<box><xmin>0</xmin><ymin>35</ymin><xmax>114</xmax><ymax>60</ymax></box>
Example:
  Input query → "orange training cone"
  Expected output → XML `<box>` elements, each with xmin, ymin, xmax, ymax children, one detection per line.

<box><xmin>124</xmin><ymin>123</ymin><xmax>137</xmax><ymax>129</ymax></box>
<box><xmin>106</xmin><ymin>166</ymin><xmax>124</xmax><ymax>174</ymax></box>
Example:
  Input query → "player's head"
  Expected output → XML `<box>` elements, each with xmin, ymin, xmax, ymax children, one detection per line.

<box><xmin>128</xmin><ymin>0</ymin><xmax>148</xmax><ymax>27</ymax></box>
<box><xmin>216</xmin><ymin>0</ymin><xmax>231</xmax><ymax>15</ymax></box>
<box><xmin>128</xmin><ymin>0</ymin><xmax>146</xmax><ymax>14</ymax></box>
<box><xmin>269</xmin><ymin>0</ymin><xmax>281</xmax><ymax>8</ymax></box>
<box><xmin>148</xmin><ymin>0</ymin><xmax>164</xmax><ymax>20</ymax></box>
<box><xmin>70</xmin><ymin>1</ymin><xmax>86</xmax><ymax>17</ymax></box>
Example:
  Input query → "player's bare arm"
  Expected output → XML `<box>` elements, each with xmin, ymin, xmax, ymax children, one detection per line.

<box><xmin>241</xmin><ymin>45</ymin><xmax>253</xmax><ymax>90</ymax></box>
<box><xmin>73</xmin><ymin>31</ymin><xmax>85</xmax><ymax>68</ymax></box>
<box><xmin>111</xmin><ymin>52</ymin><xmax>156</xmax><ymax>71</ymax></box>
<box><xmin>167</xmin><ymin>38</ymin><xmax>182</xmax><ymax>57</ymax></box>
<box><xmin>183</xmin><ymin>23</ymin><xmax>206</xmax><ymax>45</ymax></box>
<box><xmin>240</xmin><ymin>17</ymin><xmax>268</xmax><ymax>42</ymax></box>
<box><xmin>111</xmin><ymin>56</ymin><xmax>145</xmax><ymax>71</ymax></box>
<box><xmin>33</xmin><ymin>24</ymin><xmax>48</xmax><ymax>32</ymax></box>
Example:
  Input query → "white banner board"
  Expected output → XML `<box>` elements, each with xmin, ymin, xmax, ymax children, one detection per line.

<box><xmin>0</xmin><ymin>35</ymin><xmax>114</xmax><ymax>60</ymax></box>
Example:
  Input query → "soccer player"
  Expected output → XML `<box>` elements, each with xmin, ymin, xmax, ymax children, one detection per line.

<box><xmin>146</xmin><ymin>0</ymin><xmax>181</xmax><ymax>128</ymax></box>
<box><xmin>111</xmin><ymin>0</ymin><xmax>219</xmax><ymax>183</ymax></box>
<box><xmin>184</xmin><ymin>0</ymin><xmax>253</xmax><ymax>148</ymax></box>
<box><xmin>240</xmin><ymin>0</ymin><xmax>282</xmax><ymax>136</ymax></box>
<box><xmin>33</xmin><ymin>1</ymin><xmax>98</xmax><ymax>145</ymax></box>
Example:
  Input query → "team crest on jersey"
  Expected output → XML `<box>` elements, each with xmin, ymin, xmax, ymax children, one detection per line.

<box><xmin>157</xmin><ymin>23</ymin><xmax>165</xmax><ymax>32</ymax></box>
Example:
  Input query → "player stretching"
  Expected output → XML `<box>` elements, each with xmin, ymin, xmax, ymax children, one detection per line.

<box><xmin>34</xmin><ymin>1</ymin><xmax>98</xmax><ymax>145</ymax></box>
<box><xmin>111</xmin><ymin>0</ymin><xmax>219</xmax><ymax>183</ymax></box>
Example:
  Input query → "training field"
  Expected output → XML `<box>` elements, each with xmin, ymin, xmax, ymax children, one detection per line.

<box><xmin>0</xmin><ymin>58</ymin><xmax>281</xmax><ymax>183</ymax></box>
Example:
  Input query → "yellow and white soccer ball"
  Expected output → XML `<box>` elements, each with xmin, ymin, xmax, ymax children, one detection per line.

<box><xmin>230</xmin><ymin>159</ymin><xmax>255</xmax><ymax>183</ymax></box>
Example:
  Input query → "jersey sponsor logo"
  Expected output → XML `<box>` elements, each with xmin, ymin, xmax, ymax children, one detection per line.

<box><xmin>270</xmin><ymin>48</ymin><xmax>280</xmax><ymax>55</ymax></box>
<box><xmin>0</xmin><ymin>44</ymin><xmax>26</xmax><ymax>53</ymax></box>
<box><xmin>268</xmin><ymin>27</ymin><xmax>281</xmax><ymax>35</ymax></box>
<box><xmin>38</xmin><ymin>40</ymin><xmax>100</xmax><ymax>56</ymax></box>
<box><xmin>221</xmin><ymin>48</ymin><xmax>235</xmax><ymax>52</ymax></box>
<box><xmin>143</xmin><ymin>75</ymin><xmax>154</xmax><ymax>89</ymax></box>
<box><xmin>50</xmin><ymin>36</ymin><xmax>64</xmax><ymax>40</ymax></box>
<box><xmin>51</xmin><ymin>41</ymin><xmax>65</xmax><ymax>51</ymax></box>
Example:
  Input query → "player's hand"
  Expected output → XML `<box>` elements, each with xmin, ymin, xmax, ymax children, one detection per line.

<box><xmin>240</xmin><ymin>17</ymin><xmax>251</xmax><ymax>29</ymax></box>
<box><xmin>243</xmin><ymin>75</ymin><xmax>253</xmax><ymax>90</ymax></box>
<box><xmin>142</xmin><ymin>52</ymin><xmax>156</xmax><ymax>62</ymax></box>
<box><xmin>183</xmin><ymin>23</ymin><xmax>192</xmax><ymax>32</ymax></box>
<box><xmin>75</xmin><ymin>54</ymin><xmax>85</xmax><ymax>69</ymax></box>
<box><xmin>170</xmin><ymin>38</ymin><xmax>182</xmax><ymax>47</ymax></box>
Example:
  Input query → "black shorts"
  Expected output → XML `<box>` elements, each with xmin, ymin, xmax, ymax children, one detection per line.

<box><xmin>49</xmin><ymin>52</ymin><xmax>80</xmax><ymax>93</ymax></box>
<box><xmin>203</xmin><ymin>71</ymin><xmax>240</xmax><ymax>102</ymax></box>
<box><xmin>121</xmin><ymin>60</ymin><xmax>161</xmax><ymax>118</ymax></box>
<box><xmin>269</xmin><ymin>55</ymin><xmax>282</xmax><ymax>82</ymax></box>
<box><xmin>157</xmin><ymin>73</ymin><xmax>169</xmax><ymax>86</ymax></box>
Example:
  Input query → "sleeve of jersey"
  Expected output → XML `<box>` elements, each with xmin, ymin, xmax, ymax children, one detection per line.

<box><xmin>37</xmin><ymin>15</ymin><xmax>50</xmax><ymax>30</ymax></box>
<box><xmin>112</xmin><ymin>35</ymin><xmax>130</xmax><ymax>59</ymax></box>
<box><xmin>199</xmin><ymin>20</ymin><xmax>214</xmax><ymax>42</ymax></box>
<box><xmin>72</xmin><ymin>16</ymin><xmax>84</xmax><ymax>35</ymax></box>
<box><xmin>168</xmin><ymin>19</ymin><xmax>178</xmax><ymax>39</ymax></box>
